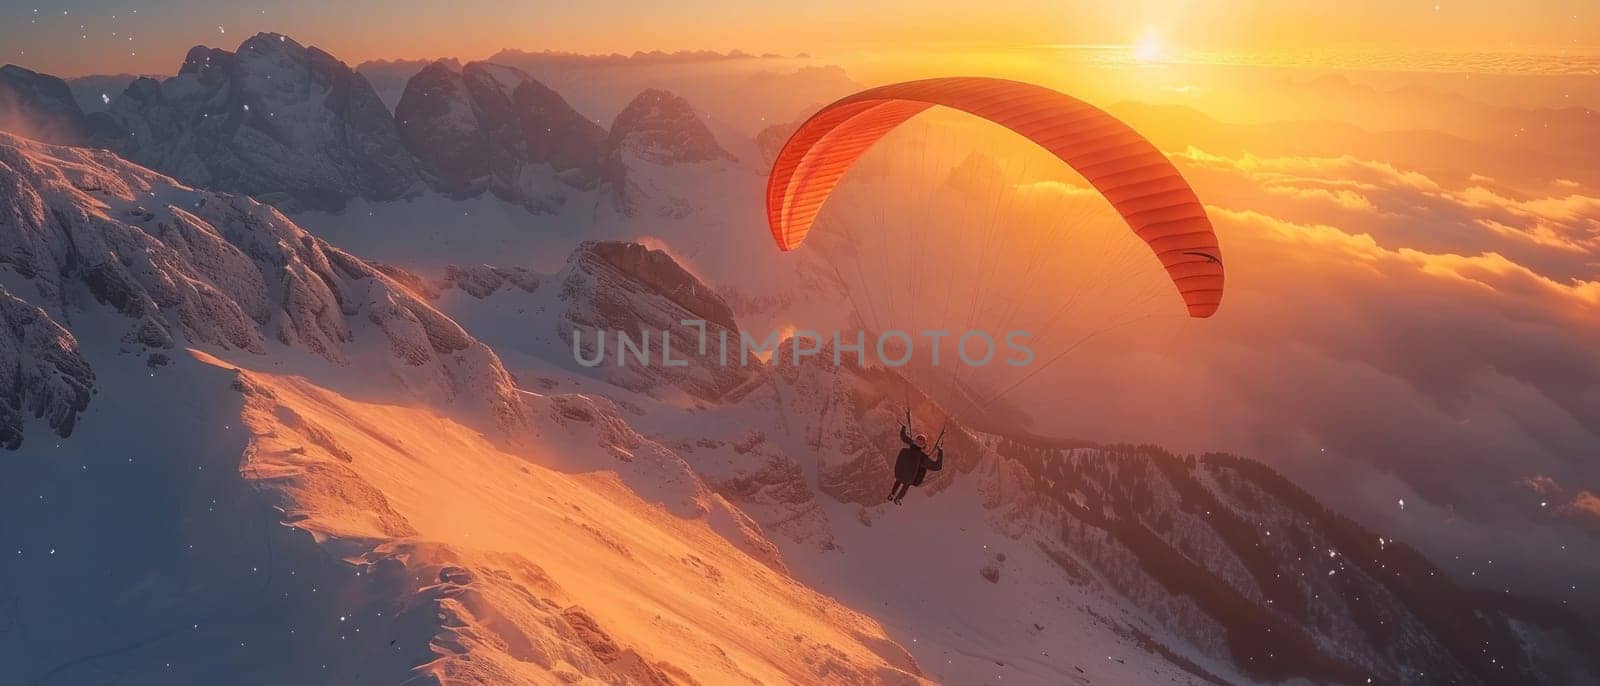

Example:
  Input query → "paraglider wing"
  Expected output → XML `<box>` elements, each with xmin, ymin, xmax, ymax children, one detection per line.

<box><xmin>765</xmin><ymin>77</ymin><xmax>1224</xmax><ymax>318</ymax></box>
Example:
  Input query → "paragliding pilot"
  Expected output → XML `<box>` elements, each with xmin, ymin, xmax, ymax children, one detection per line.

<box><xmin>889</xmin><ymin>412</ymin><xmax>945</xmax><ymax>505</ymax></box>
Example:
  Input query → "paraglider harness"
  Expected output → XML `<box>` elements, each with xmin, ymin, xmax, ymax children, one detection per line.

<box><xmin>907</xmin><ymin>411</ymin><xmax>948</xmax><ymax>486</ymax></box>
<box><xmin>889</xmin><ymin>406</ymin><xmax>947</xmax><ymax>502</ymax></box>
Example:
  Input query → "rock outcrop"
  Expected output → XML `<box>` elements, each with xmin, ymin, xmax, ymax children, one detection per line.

<box><xmin>0</xmin><ymin>287</ymin><xmax>93</xmax><ymax>448</ymax></box>
<box><xmin>601</xmin><ymin>89</ymin><xmax>734</xmax><ymax>215</ymax></box>
<box><xmin>395</xmin><ymin>60</ymin><xmax>607</xmax><ymax>211</ymax></box>
<box><xmin>104</xmin><ymin>33</ymin><xmax>420</xmax><ymax>211</ymax></box>
<box><xmin>556</xmin><ymin>240</ymin><xmax>748</xmax><ymax>403</ymax></box>
<box><xmin>605</xmin><ymin>89</ymin><xmax>732</xmax><ymax>167</ymax></box>
<box><xmin>0</xmin><ymin>131</ymin><xmax>518</xmax><ymax>446</ymax></box>
<box><xmin>0</xmin><ymin>64</ymin><xmax>95</xmax><ymax>145</ymax></box>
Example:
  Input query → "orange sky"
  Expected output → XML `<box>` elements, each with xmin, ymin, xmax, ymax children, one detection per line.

<box><xmin>4</xmin><ymin>0</ymin><xmax>1597</xmax><ymax>76</ymax></box>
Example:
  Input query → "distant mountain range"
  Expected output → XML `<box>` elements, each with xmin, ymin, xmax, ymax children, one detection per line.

<box><xmin>1</xmin><ymin>33</ymin><xmax>839</xmax><ymax>214</ymax></box>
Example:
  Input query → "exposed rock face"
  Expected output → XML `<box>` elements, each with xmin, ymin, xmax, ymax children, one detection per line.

<box><xmin>606</xmin><ymin>89</ymin><xmax>732</xmax><ymax>166</ymax></box>
<box><xmin>0</xmin><ymin>131</ymin><xmax>520</xmax><ymax>446</ymax></box>
<box><xmin>354</xmin><ymin>57</ymin><xmax>462</xmax><ymax>110</ymax></box>
<box><xmin>0</xmin><ymin>288</ymin><xmax>94</xmax><ymax>448</ymax></box>
<box><xmin>443</xmin><ymin>263</ymin><xmax>540</xmax><ymax>299</ymax></box>
<box><xmin>583</xmin><ymin>241</ymin><xmax>737</xmax><ymax>331</ymax></box>
<box><xmin>104</xmin><ymin>33</ymin><xmax>420</xmax><ymax>211</ymax></box>
<box><xmin>556</xmin><ymin>241</ymin><xmax>749</xmax><ymax>403</ymax></box>
<box><xmin>754</xmin><ymin>119</ymin><xmax>800</xmax><ymax>167</ymax></box>
<box><xmin>393</xmin><ymin>61</ymin><xmax>503</xmax><ymax>197</ymax></box>
<box><xmin>601</xmin><ymin>88</ymin><xmax>735</xmax><ymax>215</ymax></box>
<box><xmin>395</xmin><ymin>60</ymin><xmax>606</xmax><ymax>212</ymax></box>
<box><xmin>0</xmin><ymin>64</ymin><xmax>93</xmax><ymax>145</ymax></box>
<box><xmin>481</xmin><ymin>64</ymin><xmax>608</xmax><ymax>186</ymax></box>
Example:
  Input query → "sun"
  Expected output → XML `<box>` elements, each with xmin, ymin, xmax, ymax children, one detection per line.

<box><xmin>1133</xmin><ymin>32</ymin><xmax>1169</xmax><ymax>63</ymax></box>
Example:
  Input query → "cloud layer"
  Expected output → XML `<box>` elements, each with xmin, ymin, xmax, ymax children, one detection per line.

<box><xmin>1004</xmin><ymin>100</ymin><xmax>1600</xmax><ymax>606</ymax></box>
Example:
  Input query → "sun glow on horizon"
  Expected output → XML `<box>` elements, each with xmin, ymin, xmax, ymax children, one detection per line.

<box><xmin>1133</xmin><ymin>31</ymin><xmax>1171</xmax><ymax>63</ymax></box>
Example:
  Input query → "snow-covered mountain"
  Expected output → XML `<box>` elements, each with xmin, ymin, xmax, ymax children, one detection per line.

<box><xmin>0</xmin><ymin>129</ymin><xmax>517</xmax><ymax>443</ymax></box>
<box><xmin>602</xmin><ymin>88</ymin><xmax>738</xmax><ymax>217</ymax></box>
<box><xmin>0</xmin><ymin>64</ymin><xmax>99</xmax><ymax>146</ymax></box>
<box><xmin>391</xmin><ymin>60</ymin><xmax>740</xmax><ymax>218</ymax></box>
<box><xmin>7</xmin><ymin>37</ymin><xmax>765</xmax><ymax>231</ymax></box>
<box><xmin>395</xmin><ymin>60</ymin><xmax>609</xmax><ymax>212</ymax></box>
<box><xmin>94</xmin><ymin>33</ymin><xmax>422</xmax><ymax>211</ymax></box>
<box><xmin>0</xmin><ymin>130</ymin><xmax>930</xmax><ymax>684</ymax></box>
<box><xmin>606</xmin><ymin>89</ymin><xmax>734</xmax><ymax>168</ymax></box>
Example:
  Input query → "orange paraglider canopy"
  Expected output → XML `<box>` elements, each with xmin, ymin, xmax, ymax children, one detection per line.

<box><xmin>765</xmin><ymin>77</ymin><xmax>1224</xmax><ymax>318</ymax></box>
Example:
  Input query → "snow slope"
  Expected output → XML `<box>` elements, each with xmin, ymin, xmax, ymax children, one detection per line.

<box><xmin>405</xmin><ymin>238</ymin><xmax>1599</xmax><ymax>685</ymax></box>
<box><xmin>0</xmin><ymin>131</ymin><xmax>927</xmax><ymax>684</ymax></box>
<box><xmin>229</xmin><ymin>353</ymin><xmax>923</xmax><ymax>684</ymax></box>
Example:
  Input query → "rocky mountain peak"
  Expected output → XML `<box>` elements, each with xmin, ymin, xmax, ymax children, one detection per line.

<box><xmin>177</xmin><ymin>45</ymin><xmax>235</xmax><ymax>78</ymax></box>
<box><xmin>394</xmin><ymin>60</ymin><xmax>498</xmax><ymax>197</ymax></box>
<box><xmin>606</xmin><ymin>88</ymin><xmax>732</xmax><ymax>166</ymax></box>
<box><xmin>460</xmin><ymin>61</ymin><xmax>608</xmax><ymax>188</ymax></box>
<box><xmin>480</xmin><ymin>63</ymin><xmax>607</xmax><ymax>183</ymax></box>
<box><xmin>395</xmin><ymin>60</ymin><xmax>607</xmax><ymax>210</ymax></box>
<box><xmin>0</xmin><ymin>64</ymin><xmax>90</xmax><ymax>145</ymax></box>
<box><xmin>236</xmin><ymin>31</ymin><xmax>301</xmax><ymax>55</ymax></box>
<box><xmin>105</xmin><ymin>33</ymin><xmax>420</xmax><ymax>211</ymax></box>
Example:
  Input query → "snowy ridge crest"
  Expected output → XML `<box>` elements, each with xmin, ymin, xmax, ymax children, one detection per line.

<box><xmin>0</xmin><ymin>131</ymin><xmax>520</xmax><ymax>447</ymax></box>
